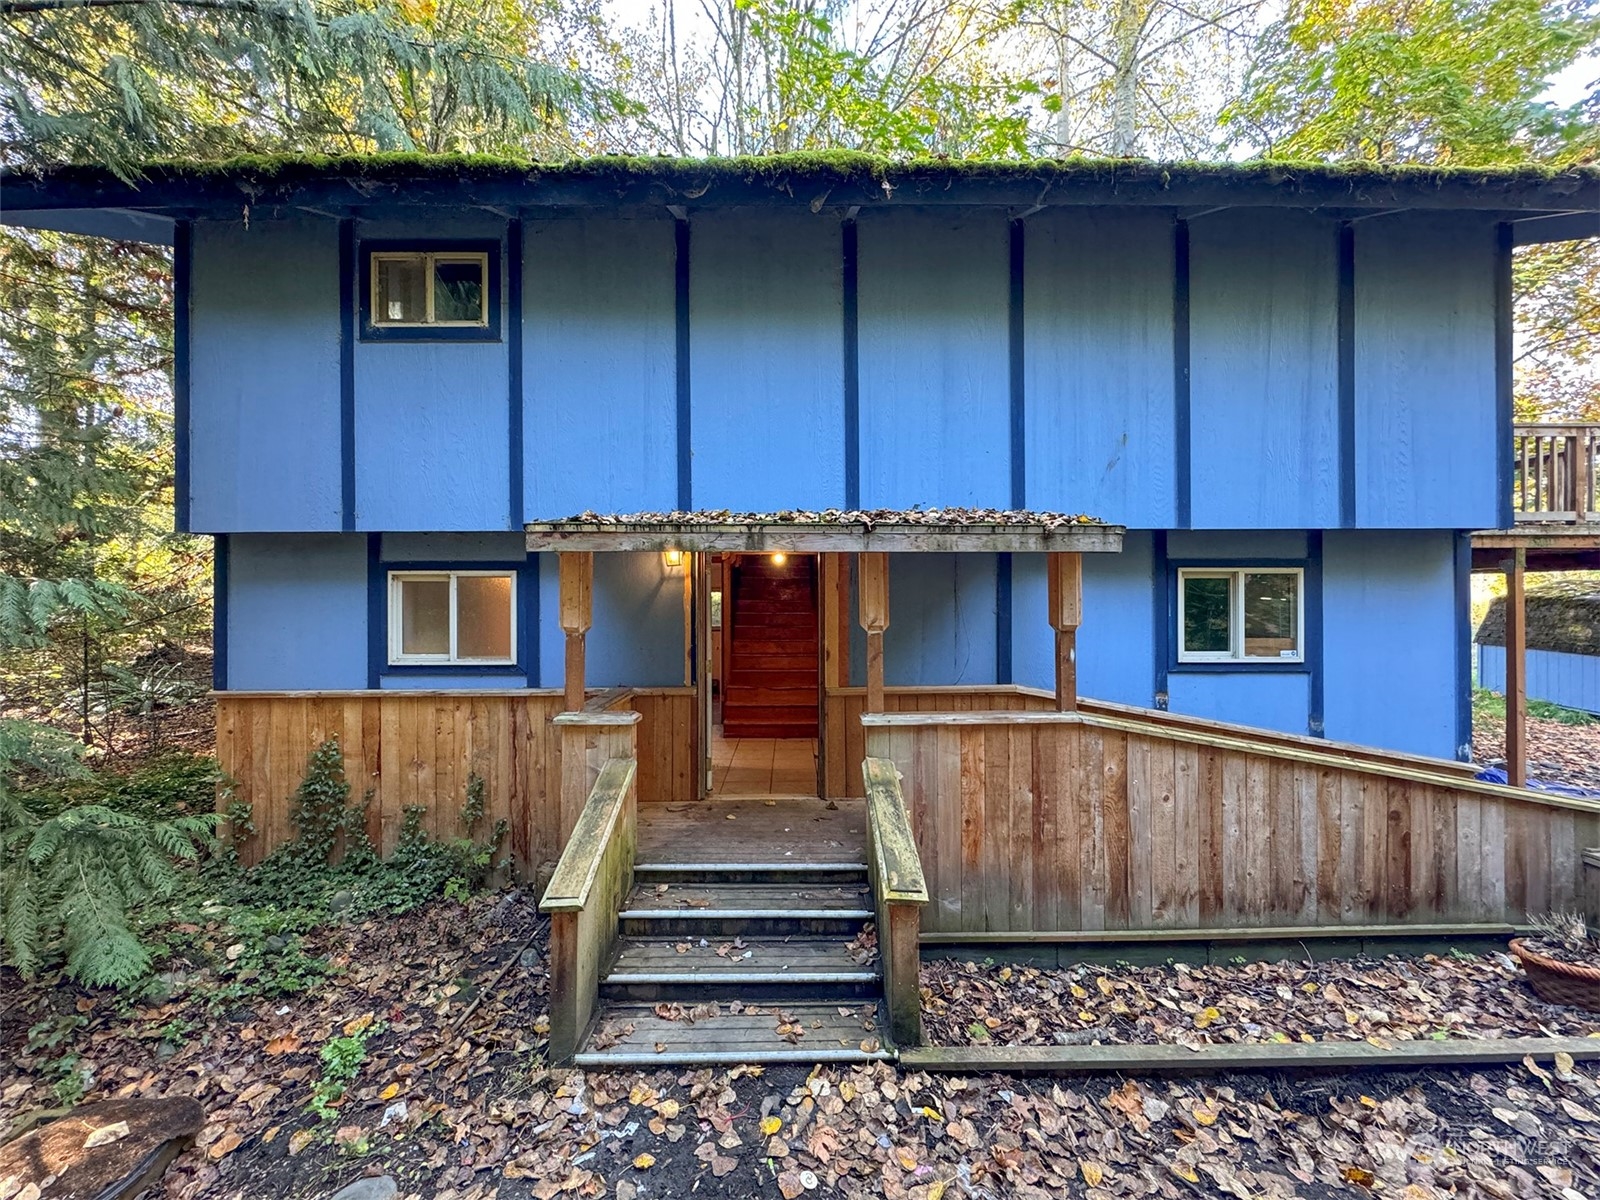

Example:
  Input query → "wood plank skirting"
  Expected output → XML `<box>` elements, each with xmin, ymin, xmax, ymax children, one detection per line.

<box><xmin>214</xmin><ymin>688</ymin><xmax>696</xmax><ymax>880</ymax></box>
<box><xmin>864</xmin><ymin>711</ymin><xmax>1600</xmax><ymax>934</ymax></box>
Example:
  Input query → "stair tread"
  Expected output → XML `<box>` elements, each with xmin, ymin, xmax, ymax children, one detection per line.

<box><xmin>578</xmin><ymin>1000</ymin><xmax>891</xmax><ymax>1066</ymax></box>
<box><xmin>623</xmin><ymin>881</ymin><xmax>871</xmax><ymax>915</ymax></box>
<box><xmin>608</xmin><ymin>935</ymin><xmax>878</xmax><ymax>981</ymax></box>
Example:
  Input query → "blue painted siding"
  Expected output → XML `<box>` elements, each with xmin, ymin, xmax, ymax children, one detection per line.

<box><xmin>589</xmin><ymin>553</ymin><xmax>686</xmax><ymax>687</ymax></box>
<box><xmin>1167</xmin><ymin>672</ymin><xmax>1312</xmax><ymax>735</ymax></box>
<box><xmin>1478</xmin><ymin>645</ymin><xmax>1600</xmax><ymax>716</ymax></box>
<box><xmin>382</xmin><ymin>673</ymin><xmax>528</xmax><ymax>689</ymax></box>
<box><xmin>354</xmin><ymin>219</ymin><xmax>509</xmax><ymax>531</ymax></box>
<box><xmin>1011</xmin><ymin>533</ymin><xmax>1156</xmax><ymax>707</ymax></box>
<box><xmin>1025</xmin><ymin>211</ymin><xmax>1177</xmax><ymax>527</ymax></box>
<box><xmin>1190</xmin><ymin>211</ymin><xmax>1340</xmax><ymax>529</ymax></box>
<box><xmin>858</xmin><ymin>211</ymin><xmax>1011</xmax><ymax>508</ymax></box>
<box><xmin>689</xmin><ymin>214</ymin><xmax>845</xmax><ymax>510</ymax></box>
<box><xmin>524</xmin><ymin>218</ymin><xmax>678</xmax><ymax>519</ymax></box>
<box><xmin>884</xmin><ymin>554</ymin><xmax>997</xmax><ymax>686</ymax></box>
<box><xmin>1323</xmin><ymin>530</ymin><xmax>1458</xmax><ymax>756</ymax></box>
<box><xmin>227</xmin><ymin>534</ymin><xmax>367</xmax><ymax>689</ymax></box>
<box><xmin>1355</xmin><ymin>214</ymin><xmax>1499</xmax><ymax>528</ymax></box>
<box><xmin>381</xmin><ymin>532</ymin><xmax>525</xmax><ymax>562</ymax></box>
<box><xmin>190</xmin><ymin>218</ymin><xmax>343</xmax><ymax>532</ymax></box>
<box><xmin>1166</xmin><ymin>530</ymin><xmax>1309</xmax><ymax>560</ymax></box>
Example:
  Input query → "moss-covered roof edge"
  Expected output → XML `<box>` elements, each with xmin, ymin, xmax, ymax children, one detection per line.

<box><xmin>4</xmin><ymin>150</ymin><xmax>1597</xmax><ymax>215</ymax></box>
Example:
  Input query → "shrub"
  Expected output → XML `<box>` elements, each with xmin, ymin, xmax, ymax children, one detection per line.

<box><xmin>0</xmin><ymin>721</ymin><xmax>218</xmax><ymax>987</ymax></box>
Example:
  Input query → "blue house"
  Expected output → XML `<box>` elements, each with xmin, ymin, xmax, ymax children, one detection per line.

<box><xmin>8</xmin><ymin>156</ymin><xmax>1600</xmax><ymax>1063</ymax></box>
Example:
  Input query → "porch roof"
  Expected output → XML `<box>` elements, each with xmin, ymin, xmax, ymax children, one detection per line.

<box><xmin>524</xmin><ymin>509</ymin><xmax>1124</xmax><ymax>553</ymax></box>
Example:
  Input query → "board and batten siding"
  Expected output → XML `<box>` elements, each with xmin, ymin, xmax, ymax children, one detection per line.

<box><xmin>1480</xmin><ymin>645</ymin><xmax>1600</xmax><ymax>716</ymax></box>
<box><xmin>185</xmin><ymin>207</ymin><xmax>1503</xmax><ymax>534</ymax></box>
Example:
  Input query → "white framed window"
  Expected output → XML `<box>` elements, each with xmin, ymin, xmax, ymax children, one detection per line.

<box><xmin>1177</xmin><ymin>567</ymin><xmax>1303</xmax><ymax>664</ymax></box>
<box><xmin>370</xmin><ymin>251</ymin><xmax>490</xmax><ymax>328</ymax></box>
<box><xmin>388</xmin><ymin>571</ymin><xmax>516</xmax><ymax>665</ymax></box>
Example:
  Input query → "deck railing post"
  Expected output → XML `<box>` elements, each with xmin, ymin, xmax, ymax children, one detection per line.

<box><xmin>560</xmin><ymin>552</ymin><xmax>594</xmax><ymax>711</ymax></box>
<box><xmin>859</xmin><ymin>552</ymin><xmax>889</xmax><ymax>713</ymax></box>
<box><xmin>1047</xmin><ymin>552</ymin><xmax>1083</xmax><ymax>712</ymax></box>
<box><xmin>862</xmin><ymin>756</ymin><xmax>928</xmax><ymax>1048</ymax></box>
<box><xmin>1506</xmin><ymin>547</ymin><xmax>1528</xmax><ymax>788</ymax></box>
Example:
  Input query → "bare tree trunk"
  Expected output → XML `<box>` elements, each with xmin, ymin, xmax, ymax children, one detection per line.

<box><xmin>1053</xmin><ymin>21</ymin><xmax>1071</xmax><ymax>151</ymax></box>
<box><xmin>1111</xmin><ymin>0</ymin><xmax>1141</xmax><ymax>156</ymax></box>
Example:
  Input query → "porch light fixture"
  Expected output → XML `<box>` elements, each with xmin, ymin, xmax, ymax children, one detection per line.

<box><xmin>663</xmin><ymin>548</ymin><xmax>684</xmax><ymax>568</ymax></box>
<box><xmin>771</xmin><ymin>553</ymin><xmax>788</xmax><ymax>566</ymax></box>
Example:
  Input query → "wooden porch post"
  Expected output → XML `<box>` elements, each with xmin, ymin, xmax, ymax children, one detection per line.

<box><xmin>858</xmin><ymin>552</ymin><xmax>889</xmax><ymax>713</ymax></box>
<box><xmin>1047</xmin><ymin>552</ymin><xmax>1083</xmax><ymax>712</ymax></box>
<box><xmin>1506</xmin><ymin>547</ymin><xmax>1527</xmax><ymax>788</ymax></box>
<box><xmin>560</xmin><ymin>551</ymin><xmax>594</xmax><ymax>711</ymax></box>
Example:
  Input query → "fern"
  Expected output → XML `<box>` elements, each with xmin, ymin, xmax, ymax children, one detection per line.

<box><xmin>1</xmin><ymin>726</ymin><xmax>219</xmax><ymax>988</ymax></box>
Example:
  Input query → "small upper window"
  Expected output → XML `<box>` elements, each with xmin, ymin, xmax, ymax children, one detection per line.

<box><xmin>371</xmin><ymin>251</ymin><xmax>490</xmax><ymax>328</ymax></box>
<box><xmin>389</xmin><ymin>571</ymin><xmax>515</xmax><ymax>665</ymax></box>
<box><xmin>1177</xmin><ymin>567</ymin><xmax>1302</xmax><ymax>664</ymax></box>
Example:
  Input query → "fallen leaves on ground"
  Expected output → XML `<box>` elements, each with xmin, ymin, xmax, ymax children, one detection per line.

<box><xmin>1474</xmin><ymin>705</ymin><xmax>1600</xmax><ymax>790</ymax></box>
<box><xmin>921</xmin><ymin>950</ymin><xmax>1600</xmax><ymax>1049</ymax></box>
<box><xmin>10</xmin><ymin>892</ymin><xmax>1600</xmax><ymax>1200</ymax></box>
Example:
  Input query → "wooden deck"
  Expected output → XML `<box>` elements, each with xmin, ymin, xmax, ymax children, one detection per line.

<box><xmin>710</xmin><ymin>733</ymin><xmax>818</xmax><ymax>796</ymax></box>
<box><xmin>637</xmin><ymin>796</ymin><xmax>867</xmax><ymax>865</ymax></box>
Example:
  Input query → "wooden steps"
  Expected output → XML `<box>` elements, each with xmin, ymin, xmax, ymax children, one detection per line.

<box><xmin>724</xmin><ymin>556</ymin><xmax>818</xmax><ymax>739</ymax></box>
<box><xmin>576</xmin><ymin>860</ymin><xmax>889</xmax><ymax>1067</ymax></box>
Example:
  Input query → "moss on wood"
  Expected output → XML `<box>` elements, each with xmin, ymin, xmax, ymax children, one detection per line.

<box><xmin>1477</xmin><ymin>574</ymin><xmax>1600</xmax><ymax>656</ymax></box>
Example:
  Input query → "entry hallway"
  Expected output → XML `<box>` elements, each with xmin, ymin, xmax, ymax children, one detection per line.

<box><xmin>710</xmin><ymin>734</ymin><xmax>818</xmax><ymax>796</ymax></box>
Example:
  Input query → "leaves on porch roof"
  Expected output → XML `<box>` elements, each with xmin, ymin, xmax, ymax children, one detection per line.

<box><xmin>559</xmin><ymin>506</ymin><xmax>1105</xmax><ymax>528</ymax></box>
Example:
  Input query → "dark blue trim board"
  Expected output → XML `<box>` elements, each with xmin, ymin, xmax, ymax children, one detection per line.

<box><xmin>356</xmin><ymin>238</ymin><xmax>503</xmax><ymax>343</ymax></box>
<box><xmin>1494</xmin><ymin>222</ymin><xmax>1515</xmax><ymax>531</ymax></box>
<box><xmin>339</xmin><ymin>218</ymin><xmax>357</xmax><ymax>532</ymax></box>
<box><xmin>365</xmin><ymin>534</ymin><xmax>383</xmax><ymax>688</ymax></box>
<box><xmin>507</xmin><ymin>217</ymin><xmax>525</xmax><ymax>528</ymax></box>
<box><xmin>1337</xmin><ymin>223</ymin><xmax>1357</xmax><ymax>528</ymax></box>
<box><xmin>1306</xmin><ymin>531</ymin><xmax>1325</xmax><ymax>737</ymax></box>
<box><xmin>1008</xmin><ymin>218</ymin><xmax>1026</xmax><ymax>510</ymax></box>
<box><xmin>842</xmin><ymin>218</ymin><xmax>860</xmax><ymax>510</ymax></box>
<box><xmin>1172</xmin><ymin>221</ymin><xmax>1192</xmax><ymax>529</ymax></box>
<box><xmin>366</xmin><ymin>551</ymin><xmax>537</xmax><ymax>684</ymax></box>
<box><xmin>995</xmin><ymin>553</ymin><xmax>1013</xmax><ymax>685</ymax></box>
<box><xmin>172</xmin><ymin>219</ymin><xmax>192</xmax><ymax>533</ymax></box>
<box><xmin>1152</xmin><ymin>531</ymin><xmax>1170</xmax><ymax>709</ymax></box>
<box><xmin>675</xmin><ymin>218</ymin><xmax>693</xmax><ymax>510</ymax></box>
<box><xmin>212</xmin><ymin>533</ymin><xmax>228</xmax><ymax>690</ymax></box>
<box><xmin>1454</xmin><ymin>531</ymin><xmax>1473</xmax><ymax>760</ymax></box>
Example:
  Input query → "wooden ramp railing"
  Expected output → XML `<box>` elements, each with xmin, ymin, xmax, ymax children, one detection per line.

<box><xmin>1514</xmin><ymin>423</ymin><xmax>1599</xmax><ymax>523</ymax></box>
<box><xmin>865</xmin><ymin>709</ymin><xmax>1600</xmax><ymax>937</ymax></box>
<box><xmin>863</xmin><ymin>757</ymin><xmax>928</xmax><ymax>1046</ymax></box>
<box><xmin>539</xmin><ymin>756</ymin><xmax>638</xmax><ymax>1064</ymax></box>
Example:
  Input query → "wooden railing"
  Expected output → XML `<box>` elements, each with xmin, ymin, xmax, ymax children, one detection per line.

<box><xmin>539</xmin><ymin>756</ymin><xmax>638</xmax><ymax>1064</ymax></box>
<box><xmin>863</xmin><ymin>757</ymin><xmax>928</xmax><ymax>1047</ymax></box>
<box><xmin>864</xmin><ymin>710</ymin><xmax>1600</xmax><ymax>937</ymax></box>
<box><xmin>1514</xmin><ymin>423</ymin><xmax>1599</xmax><ymax>523</ymax></box>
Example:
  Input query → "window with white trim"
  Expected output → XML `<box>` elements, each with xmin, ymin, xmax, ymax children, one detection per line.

<box><xmin>388</xmin><ymin>571</ymin><xmax>515</xmax><ymax>665</ymax></box>
<box><xmin>1177</xmin><ymin>568</ymin><xmax>1303</xmax><ymax>663</ymax></box>
<box><xmin>370</xmin><ymin>251</ymin><xmax>490</xmax><ymax>328</ymax></box>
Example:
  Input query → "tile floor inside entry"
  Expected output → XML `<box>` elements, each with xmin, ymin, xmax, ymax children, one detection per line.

<box><xmin>710</xmin><ymin>732</ymin><xmax>819</xmax><ymax>796</ymax></box>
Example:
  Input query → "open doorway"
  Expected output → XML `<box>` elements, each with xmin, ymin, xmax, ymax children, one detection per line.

<box><xmin>705</xmin><ymin>552</ymin><xmax>821</xmax><ymax>796</ymax></box>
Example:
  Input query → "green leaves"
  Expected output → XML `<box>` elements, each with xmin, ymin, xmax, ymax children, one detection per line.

<box><xmin>1223</xmin><ymin>0</ymin><xmax>1600</xmax><ymax>165</ymax></box>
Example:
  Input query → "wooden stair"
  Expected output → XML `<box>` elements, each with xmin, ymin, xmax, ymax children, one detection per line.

<box><xmin>723</xmin><ymin>556</ymin><xmax>819</xmax><ymax>739</ymax></box>
<box><xmin>574</xmin><ymin>860</ymin><xmax>892</xmax><ymax>1067</ymax></box>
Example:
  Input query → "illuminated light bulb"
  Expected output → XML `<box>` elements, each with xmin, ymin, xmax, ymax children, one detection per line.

<box><xmin>771</xmin><ymin>553</ymin><xmax>788</xmax><ymax>566</ymax></box>
<box><xmin>663</xmin><ymin>548</ymin><xmax>684</xmax><ymax>567</ymax></box>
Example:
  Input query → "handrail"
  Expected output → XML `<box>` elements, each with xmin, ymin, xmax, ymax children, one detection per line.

<box><xmin>864</xmin><ymin>758</ymin><xmax>929</xmax><ymax>904</ymax></box>
<box><xmin>540</xmin><ymin>757</ymin><xmax>637</xmax><ymax>911</ymax></box>
<box><xmin>863</xmin><ymin>757</ymin><xmax>927</xmax><ymax>1047</ymax></box>
<box><xmin>539</xmin><ymin>755</ymin><xmax>637</xmax><ymax>1064</ymax></box>
<box><xmin>1513</xmin><ymin>423</ymin><xmax>1598</xmax><ymax>524</ymax></box>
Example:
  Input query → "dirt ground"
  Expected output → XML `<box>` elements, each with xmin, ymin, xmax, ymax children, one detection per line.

<box><xmin>7</xmin><ymin>891</ymin><xmax>1600</xmax><ymax>1200</ymax></box>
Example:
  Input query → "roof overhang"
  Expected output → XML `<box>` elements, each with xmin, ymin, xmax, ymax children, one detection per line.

<box><xmin>3</xmin><ymin>155</ymin><xmax>1595</xmax><ymax>246</ymax></box>
<box><xmin>523</xmin><ymin>520</ymin><xmax>1126</xmax><ymax>554</ymax></box>
<box><xmin>1470</xmin><ymin>525</ymin><xmax>1600</xmax><ymax>572</ymax></box>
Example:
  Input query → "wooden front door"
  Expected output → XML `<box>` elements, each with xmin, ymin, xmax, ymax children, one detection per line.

<box><xmin>721</xmin><ymin>554</ymin><xmax>820</xmax><ymax>739</ymax></box>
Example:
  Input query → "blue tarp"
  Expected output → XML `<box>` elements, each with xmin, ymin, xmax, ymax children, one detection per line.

<box><xmin>1475</xmin><ymin>766</ymin><xmax>1600</xmax><ymax>798</ymax></box>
